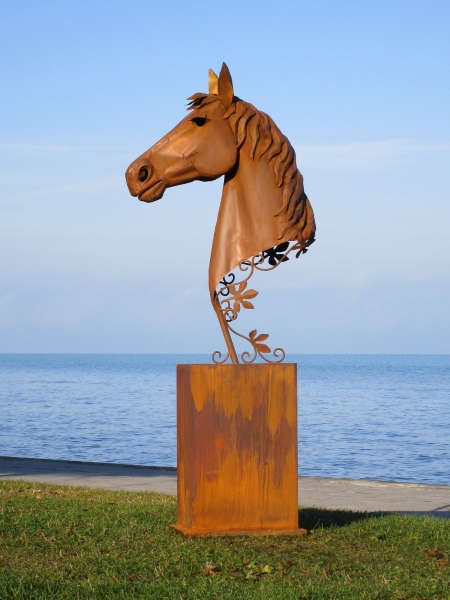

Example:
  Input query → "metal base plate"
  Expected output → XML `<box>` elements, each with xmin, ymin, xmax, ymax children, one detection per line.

<box><xmin>170</xmin><ymin>523</ymin><xmax>307</xmax><ymax>538</ymax></box>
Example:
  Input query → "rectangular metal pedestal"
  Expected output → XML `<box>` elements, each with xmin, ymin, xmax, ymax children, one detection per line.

<box><xmin>173</xmin><ymin>364</ymin><xmax>300</xmax><ymax>536</ymax></box>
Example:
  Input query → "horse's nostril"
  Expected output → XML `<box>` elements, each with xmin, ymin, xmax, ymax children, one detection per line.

<box><xmin>138</xmin><ymin>166</ymin><xmax>149</xmax><ymax>183</ymax></box>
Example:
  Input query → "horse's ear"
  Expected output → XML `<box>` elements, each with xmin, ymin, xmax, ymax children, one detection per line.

<box><xmin>208</xmin><ymin>69</ymin><xmax>219</xmax><ymax>94</ymax></box>
<box><xmin>218</xmin><ymin>63</ymin><xmax>234</xmax><ymax>108</ymax></box>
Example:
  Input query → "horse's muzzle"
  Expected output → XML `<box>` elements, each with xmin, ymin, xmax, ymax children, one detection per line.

<box><xmin>125</xmin><ymin>159</ymin><xmax>165</xmax><ymax>202</ymax></box>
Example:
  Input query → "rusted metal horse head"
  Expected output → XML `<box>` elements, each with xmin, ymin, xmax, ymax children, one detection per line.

<box><xmin>126</xmin><ymin>64</ymin><xmax>316</xmax><ymax>364</ymax></box>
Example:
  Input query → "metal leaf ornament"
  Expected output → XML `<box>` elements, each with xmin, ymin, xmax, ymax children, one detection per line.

<box><xmin>262</xmin><ymin>242</ymin><xmax>290</xmax><ymax>266</ymax></box>
<box><xmin>249</xmin><ymin>330</ymin><xmax>271</xmax><ymax>354</ymax></box>
<box><xmin>229</xmin><ymin>281</ymin><xmax>258</xmax><ymax>313</ymax></box>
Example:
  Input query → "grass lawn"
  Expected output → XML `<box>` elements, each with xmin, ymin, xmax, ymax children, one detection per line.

<box><xmin>1</xmin><ymin>480</ymin><xmax>449</xmax><ymax>599</ymax></box>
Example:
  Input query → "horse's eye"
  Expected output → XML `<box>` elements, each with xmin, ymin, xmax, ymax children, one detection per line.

<box><xmin>191</xmin><ymin>116</ymin><xmax>207</xmax><ymax>127</ymax></box>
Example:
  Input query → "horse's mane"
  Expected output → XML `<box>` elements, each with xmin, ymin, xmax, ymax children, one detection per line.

<box><xmin>188</xmin><ymin>93</ymin><xmax>316</xmax><ymax>250</ymax></box>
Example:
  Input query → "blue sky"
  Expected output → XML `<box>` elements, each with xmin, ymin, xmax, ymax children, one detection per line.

<box><xmin>0</xmin><ymin>1</ymin><xmax>449</xmax><ymax>353</ymax></box>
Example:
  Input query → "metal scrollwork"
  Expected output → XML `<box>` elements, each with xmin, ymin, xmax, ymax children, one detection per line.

<box><xmin>212</xmin><ymin>241</ymin><xmax>309</xmax><ymax>364</ymax></box>
<box><xmin>211</xmin><ymin>350</ymin><xmax>231</xmax><ymax>364</ymax></box>
<box><xmin>218</xmin><ymin>273</ymin><xmax>235</xmax><ymax>296</ymax></box>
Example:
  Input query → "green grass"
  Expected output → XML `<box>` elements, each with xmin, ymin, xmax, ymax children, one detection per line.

<box><xmin>1</xmin><ymin>481</ymin><xmax>449</xmax><ymax>599</ymax></box>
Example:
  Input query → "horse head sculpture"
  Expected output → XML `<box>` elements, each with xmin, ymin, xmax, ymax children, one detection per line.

<box><xmin>126</xmin><ymin>64</ymin><xmax>316</xmax><ymax>364</ymax></box>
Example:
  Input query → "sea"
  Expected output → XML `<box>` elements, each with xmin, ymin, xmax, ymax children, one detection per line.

<box><xmin>0</xmin><ymin>354</ymin><xmax>449</xmax><ymax>485</ymax></box>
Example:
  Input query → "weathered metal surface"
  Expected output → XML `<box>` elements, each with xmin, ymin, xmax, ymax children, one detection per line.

<box><xmin>174</xmin><ymin>364</ymin><xmax>300</xmax><ymax>535</ymax></box>
<box><xmin>125</xmin><ymin>64</ymin><xmax>316</xmax><ymax>363</ymax></box>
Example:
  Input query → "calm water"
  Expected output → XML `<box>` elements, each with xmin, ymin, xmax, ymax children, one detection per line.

<box><xmin>0</xmin><ymin>354</ymin><xmax>449</xmax><ymax>485</ymax></box>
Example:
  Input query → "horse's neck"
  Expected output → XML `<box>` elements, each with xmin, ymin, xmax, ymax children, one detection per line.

<box><xmin>208</xmin><ymin>150</ymin><xmax>283</xmax><ymax>295</ymax></box>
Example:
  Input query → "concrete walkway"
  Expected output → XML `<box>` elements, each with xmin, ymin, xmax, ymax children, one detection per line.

<box><xmin>1</xmin><ymin>456</ymin><xmax>449</xmax><ymax>518</ymax></box>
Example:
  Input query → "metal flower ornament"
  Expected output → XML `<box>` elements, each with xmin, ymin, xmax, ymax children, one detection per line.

<box><xmin>126</xmin><ymin>64</ymin><xmax>316</xmax><ymax>364</ymax></box>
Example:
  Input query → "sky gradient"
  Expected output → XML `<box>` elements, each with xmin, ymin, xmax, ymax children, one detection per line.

<box><xmin>1</xmin><ymin>1</ymin><xmax>449</xmax><ymax>353</ymax></box>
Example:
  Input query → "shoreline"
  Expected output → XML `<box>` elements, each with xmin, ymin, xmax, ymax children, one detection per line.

<box><xmin>1</xmin><ymin>456</ymin><xmax>449</xmax><ymax>518</ymax></box>
<box><xmin>1</xmin><ymin>454</ymin><xmax>448</xmax><ymax>487</ymax></box>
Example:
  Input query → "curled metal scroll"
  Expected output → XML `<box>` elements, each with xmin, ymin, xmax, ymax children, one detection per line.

<box><xmin>212</xmin><ymin>241</ymin><xmax>309</xmax><ymax>364</ymax></box>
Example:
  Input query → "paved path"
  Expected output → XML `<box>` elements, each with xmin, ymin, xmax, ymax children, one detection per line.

<box><xmin>1</xmin><ymin>456</ymin><xmax>449</xmax><ymax>518</ymax></box>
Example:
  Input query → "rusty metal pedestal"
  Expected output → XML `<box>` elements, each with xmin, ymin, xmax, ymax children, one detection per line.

<box><xmin>171</xmin><ymin>364</ymin><xmax>306</xmax><ymax>537</ymax></box>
